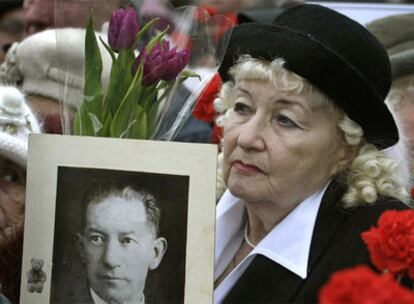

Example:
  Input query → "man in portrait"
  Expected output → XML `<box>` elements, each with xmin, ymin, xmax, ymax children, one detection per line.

<box><xmin>76</xmin><ymin>184</ymin><xmax>168</xmax><ymax>304</ymax></box>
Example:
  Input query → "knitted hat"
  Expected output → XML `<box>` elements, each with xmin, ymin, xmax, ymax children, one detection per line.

<box><xmin>366</xmin><ymin>13</ymin><xmax>414</xmax><ymax>80</ymax></box>
<box><xmin>0</xmin><ymin>28</ymin><xmax>112</xmax><ymax>110</ymax></box>
<box><xmin>0</xmin><ymin>85</ymin><xmax>41</xmax><ymax>168</ymax></box>
<box><xmin>219</xmin><ymin>4</ymin><xmax>397</xmax><ymax>149</ymax></box>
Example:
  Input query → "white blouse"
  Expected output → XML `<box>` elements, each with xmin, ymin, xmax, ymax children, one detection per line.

<box><xmin>214</xmin><ymin>182</ymin><xmax>330</xmax><ymax>304</ymax></box>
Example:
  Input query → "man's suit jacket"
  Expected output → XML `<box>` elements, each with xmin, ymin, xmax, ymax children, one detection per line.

<box><xmin>222</xmin><ymin>180</ymin><xmax>411</xmax><ymax>303</ymax></box>
<box><xmin>51</xmin><ymin>276</ymin><xmax>94</xmax><ymax>304</ymax></box>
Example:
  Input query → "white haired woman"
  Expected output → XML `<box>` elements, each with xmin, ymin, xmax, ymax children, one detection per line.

<box><xmin>214</xmin><ymin>4</ymin><xmax>412</xmax><ymax>303</ymax></box>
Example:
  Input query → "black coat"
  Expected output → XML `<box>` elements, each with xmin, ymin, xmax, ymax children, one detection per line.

<box><xmin>222</xmin><ymin>180</ymin><xmax>411</xmax><ymax>303</ymax></box>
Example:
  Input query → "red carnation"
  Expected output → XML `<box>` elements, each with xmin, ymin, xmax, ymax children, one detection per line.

<box><xmin>319</xmin><ymin>265</ymin><xmax>414</xmax><ymax>304</ymax></box>
<box><xmin>362</xmin><ymin>210</ymin><xmax>414</xmax><ymax>279</ymax></box>
<box><xmin>193</xmin><ymin>73</ymin><xmax>223</xmax><ymax>122</ymax></box>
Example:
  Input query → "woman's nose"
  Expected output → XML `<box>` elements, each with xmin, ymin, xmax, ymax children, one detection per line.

<box><xmin>237</xmin><ymin>114</ymin><xmax>266</xmax><ymax>151</ymax></box>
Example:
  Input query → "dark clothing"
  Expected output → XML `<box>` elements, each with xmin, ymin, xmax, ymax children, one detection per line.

<box><xmin>0</xmin><ymin>235</ymin><xmax>23</xmax><ymax>304</ymax></box>
<box><xmin>223</xmin><ymin>180</ymin><xmax>411</xmax><ymax>303</ymax></box>
<box><xmin>51</xmin><ymin>277</ymin><xmax>93</xmax><ymax>304</ymax></box>
<box><xmin>155</xmin><ymin>84</ymin><xmax>213</xmax><ymax>143</ymax></box>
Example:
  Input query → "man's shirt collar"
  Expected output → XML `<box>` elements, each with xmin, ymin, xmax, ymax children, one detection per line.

<box><xmin>90</xmin><ymin>288</ymin><xmax>145</xmax><ymax>304</ymax></box>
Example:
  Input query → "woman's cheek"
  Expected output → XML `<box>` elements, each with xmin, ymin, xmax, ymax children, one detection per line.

<box><xmin>0</xmin><ymin>184</ymin><xmax>26</xmax><ymax>228</ymax></box>
<box><xmin>0</xmin><ymin>187</ymin><xmax>25</xmax><ymax>249</ymax></box>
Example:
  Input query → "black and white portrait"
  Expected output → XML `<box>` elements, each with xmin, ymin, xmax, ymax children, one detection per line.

<box><xmin>50</xmin><ymin>167</ymin><xmax>189</xmax><ymax>304</ymax></box>
<box><xmin>20</xmin><ymin>135</ymin><xmax>216</xmax><ymax>303</ymax></box>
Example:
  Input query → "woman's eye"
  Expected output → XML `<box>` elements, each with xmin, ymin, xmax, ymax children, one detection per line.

<box><xmin>234</xmin><ymin>102</ymin><xmax>252</xmax><ymax>115</ymax></box>
<box><xmin>2</xmin><ymin>173</ymin><xmax>19</xmax><ymax>183</ymax></box>
<box><xmin>0</xmin><ymin>167</ymin><xmax>22</xmax><ymax>183</ymax></box>
<box><xmin>276</xmin><ymin>114</ymin><xmax>299</xmax><ymax>128</ymax></box>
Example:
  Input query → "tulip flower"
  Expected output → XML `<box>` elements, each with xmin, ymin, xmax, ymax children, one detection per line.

<box><xmin>133</xmin><ymin>44</ymin><xmax>165</xmax><ymax>86</ymax></box>
<box><xmin>108</xmin><ymin>7</ymin><xmax>139</xmax><ymax>51</ymax></box>
<box><xmin>162</xmin><ymin>46</ymin><xmax>190</xmax><ymax>81</ymax></box>
<box><xmin>132</xmin><ymin>41</ymin><xmax>190</xmax><ymax>86</ymax></box>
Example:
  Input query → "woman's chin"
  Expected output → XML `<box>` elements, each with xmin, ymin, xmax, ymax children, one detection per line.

<box><xmin>227</xmin><ymin>182</ymin><xmax>262</xmax><ymax>203</ymax></box>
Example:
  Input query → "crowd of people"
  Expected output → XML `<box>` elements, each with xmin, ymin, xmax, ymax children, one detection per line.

<box><xmin>0</xmin><ymin>0</ymin><xmax>413</xmax><ymax>303</ymax></box>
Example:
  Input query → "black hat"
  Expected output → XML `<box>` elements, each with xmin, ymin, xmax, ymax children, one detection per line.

<box><xmin>219</xmin><ymin>4</ymin><xmax>398</xmax><ymax>149</ymax></box>
<box><xmin>237</xmin><ymin>8</ymin><xmax>284</xmax><ymax>25</ymax></box>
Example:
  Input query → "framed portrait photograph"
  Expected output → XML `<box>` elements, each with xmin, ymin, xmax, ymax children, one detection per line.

<box><xmin>20</xmin><ymin>134</ymin><xmax>217</xmax><ymax>304</ymax></box>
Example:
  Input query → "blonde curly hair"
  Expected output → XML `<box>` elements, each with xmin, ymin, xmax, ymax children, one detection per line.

<box><xmin>215</xmin><ymin>56</ymin><xmax>409</xmax><ymax>206</ymax></box>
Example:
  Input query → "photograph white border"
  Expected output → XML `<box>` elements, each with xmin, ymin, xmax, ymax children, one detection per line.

<box><xmin>20</xmin><ymin>134</ymin><xmax>217</xmax><ymax>304</ymax></box>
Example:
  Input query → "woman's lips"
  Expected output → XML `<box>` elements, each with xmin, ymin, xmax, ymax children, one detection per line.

<box><xmin>232</xmin><ymin>160</ymin><xmax>263</xmax><ymax>174</ymax></box>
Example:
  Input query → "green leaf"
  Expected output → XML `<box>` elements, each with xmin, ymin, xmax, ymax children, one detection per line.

<box><xmin>100</xmin><ymin>111</ymin><xmax>113</xmax><ymax>137</ymax></box>
<box><xmin>146</xmin><ymin>98</ymin><xmax>160</xmax><ymax>137</ymax></box>
<box><xmin>99</xmin><ymin>36</ymin><xmax>116</xmax><ymax>62</ymax></box>
<box><xmin>132</xmin><ymin>18</ymin><xmax>159</xmax><ymax>50</ymax></box>
<box><xmin>130</xmin><ymin>105</ymin><xmax>147</xmax><ymax>139</ymax></box>
<box><xmin>88</xmin><ymin>113</ymin><xmax>103</xmax><ymax>135</ymax></box>
<box><xmin>104</xmin><ymin>48</ymin><xmax>136</xmax><ymax>116</ymax></box>
<box><xmin>84</xmin><ymin>16</ymin><xmax>103</xmax><ymax>98</ymax></box>
<box><xmin>74</xmin><ymin>102</ymin><xmax>93</xmax><ymax>136</ymax></box>
<box><xmin>180</xmin><ymin>70</ymin><xmax>201</xmax><ymax>82</ymax></box>
<box><xmin>140</xmin><ymin>85</ymin><xmax>158</xmax><ymax>110</ymax></box>
<box><xmin>110</xmin><ymin>70</ymin><xmax>144</xmax><ymax>138</ymax></box>
<box><xmin>73</xmin><ymin>93</ymin><xmax>104</xmax><ymax>136</ymax></box>
<box><xmin>145</xmin><ymin>26</ymin><xmax>169</xmax><ymax>53</ymax></box>
<box><xmin>75</xmin><ymin>16</ymin><xmax>107</xmax><ymax>136</ymax></box>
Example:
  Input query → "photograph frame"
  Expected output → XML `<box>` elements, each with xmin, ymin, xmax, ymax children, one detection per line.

<box><xmin>20</xmin><ymin>134</ymin><xmax>217</xmax><ymax>304</ymax></box>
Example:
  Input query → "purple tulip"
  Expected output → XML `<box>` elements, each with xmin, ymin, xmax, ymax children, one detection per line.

<box><xmin>162</xmin><ymin>46</ymin><xmax>190</xmax><ymax>81</ymax></box>
<box><xmin>132</xmin><ymin>41</ymin><xmax>190</xmax><ymax>86</ymax></box>
<box><xmin>108</xmin><ymin>7</ymin><xmax>139</xmax><ymax>51</ymax></box>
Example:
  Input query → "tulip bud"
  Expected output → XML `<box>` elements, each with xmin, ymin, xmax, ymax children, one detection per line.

<box><xmin>132</xmin><ymin>41</ymin><xmax>190</xmax><ymax>86</ymax></box>
<box><xmin>108</xmin><ymin>7</ymin><xmax>139</xmax><ymax>51</ymax></box>
<box><xmin>162</xmin><ymin>48</ymin><xmax>190</xmax><ymax>81</ymax></box>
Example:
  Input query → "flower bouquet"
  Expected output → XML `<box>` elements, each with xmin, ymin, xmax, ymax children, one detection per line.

<box><xmin>319</xmin><ymin>209</ymin><xmax>414</xmax><ymax>303</ymax></box>
<box><xmin>54</xmin><ymin>1</ymin><xmax>235</xmax><ymax>140</ymax></box>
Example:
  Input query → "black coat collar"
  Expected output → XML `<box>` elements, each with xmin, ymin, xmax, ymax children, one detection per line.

<box><xmin>222</xmin><ymin>179</ymin><xmax>349</xmax><ymax>303</ymax></box>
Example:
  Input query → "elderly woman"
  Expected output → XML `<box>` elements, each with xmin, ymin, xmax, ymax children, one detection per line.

<box><xmin>214</xmin><ymin>4</ymin><xmax>411</xmax><ymax>303</ymax></box>
<box><xmin>0</xmin><ymin>27</ymin><xmax>113</xmax><ymax>134</ymax></box>
<box><xmin>0</xmin><ymin>85</ymin><xmax>41</xmax><ymax>303</ymax></box>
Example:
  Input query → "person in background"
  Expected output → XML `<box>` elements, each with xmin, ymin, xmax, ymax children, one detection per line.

<box><xmin>0</xmin><ymin>28</ymin><xmax>112</xmax><ymax>134</ymax></box>
<box><xmin>367</xmin><ymin>13</ymin><xmax>414</xmax><ymax>185</ymax></box>
<box><xmin>0</xmin><ymin>0</ymin><xmax>25</xmax><ymax>63</ymax></box>
<box><xmin>23</xmin><ymin>0</ymin><xmax>125</xmax><ymax>35</ymax></box>
<box><xmin>0</xmin><ymin>85</ymin><xmax>41</xmax><ymax>304</ymax></box>
<box><xmin>214</xmin><ymin>4</ymin><xmax>411</xmax><ymax>303</ymax></box>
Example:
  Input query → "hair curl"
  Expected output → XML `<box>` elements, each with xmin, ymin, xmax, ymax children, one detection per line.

<box><xmin>216</xmin><ymin>56</ymin><xmax>409</xmax><ymax>206</ymax></box>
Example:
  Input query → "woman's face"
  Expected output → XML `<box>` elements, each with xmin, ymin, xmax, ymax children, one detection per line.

<box><xmin>0</xmin><ymin>157</ymin><xmax>26</xmax><ymax>249</ymax></box>
<box><xmin>26</xmin><ymin>94</ymin><xmax>75</xmax><ymax>134</ymax></box>
<box><xmin>223</xmin><ymin>79</ymin><xmax>349</xmax><ymax>210</ymax></box>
